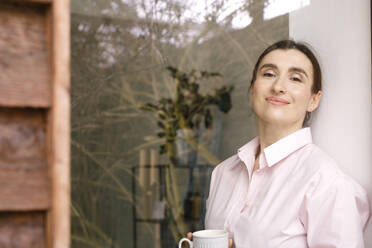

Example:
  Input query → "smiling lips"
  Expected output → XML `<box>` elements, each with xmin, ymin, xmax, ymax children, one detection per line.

<box><xmin>266</xmin><ymin>96</ymin><xmax>290</xmax><ymax>106</ymax></box>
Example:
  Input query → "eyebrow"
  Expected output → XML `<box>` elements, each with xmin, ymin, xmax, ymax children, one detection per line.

<box><xmin>259</xmin><ymin>63</ymin><xmax>309</xmax><ymax>78</ymax></box>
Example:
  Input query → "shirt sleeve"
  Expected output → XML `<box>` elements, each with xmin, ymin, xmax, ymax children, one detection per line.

<box><xmin>205</xmin><ymin>165</ymin><xmax>218</xmax><ymax>229</ymax></box>
<box><xmin>299</xmin><ymin>172</ymin><xmax>370</xmax><ymax>248</ymax></box>
<box><xmin>205</xmin><ymin>167</ymin><xmax>216</xmax><ymax>212</ymax></box>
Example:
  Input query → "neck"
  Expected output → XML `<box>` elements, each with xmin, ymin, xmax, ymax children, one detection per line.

<box><xmin>257</xmin><ymin>120</ymin><xmax>302</xmax><ymax>152</ymax></box>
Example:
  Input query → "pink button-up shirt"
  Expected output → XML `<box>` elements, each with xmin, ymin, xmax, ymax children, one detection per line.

<box><xmin>205</xmin><ymin>128</ymin><xmax>370</xmax><ymax>248</ymax></box>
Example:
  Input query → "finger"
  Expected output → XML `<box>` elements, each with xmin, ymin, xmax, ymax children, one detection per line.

<box><xmin>187</xmin><ymin>232</ymin><xmax>192</xmax><ymax>239</ymax></box>
<box><xmin>228</xmin><ymin>238</ymin><xmax>234</xmax><ymax>248</ymax></box>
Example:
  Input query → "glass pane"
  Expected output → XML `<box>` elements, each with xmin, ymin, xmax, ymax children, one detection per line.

<box><xmin>71</xmin><ymin>0</ymin><xmax>294</xmax><ymax>247</ymax></box>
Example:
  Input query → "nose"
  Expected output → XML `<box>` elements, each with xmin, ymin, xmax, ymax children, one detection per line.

<box><xmin>271</xmin><ymin>76</ymin><xmax>286</xmax><ymax>94</ymax></box>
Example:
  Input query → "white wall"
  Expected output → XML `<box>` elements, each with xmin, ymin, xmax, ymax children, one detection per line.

<box><xmin>289</xmin><ymin>0</ymin><xmax>372</xmax><ymax>245</ymax></box>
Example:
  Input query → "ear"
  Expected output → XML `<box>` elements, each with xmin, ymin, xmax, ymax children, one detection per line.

<box><xmin>307</xmin><ymin>91</ymin><xmax>322</xmax><ymax>112</ymax></box>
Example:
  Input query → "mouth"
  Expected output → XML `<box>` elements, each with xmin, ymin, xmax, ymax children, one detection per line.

<box><xmin>265</xmin><ymin>96</ymin><xmax>290</xmax><ymax>106</ymax></box>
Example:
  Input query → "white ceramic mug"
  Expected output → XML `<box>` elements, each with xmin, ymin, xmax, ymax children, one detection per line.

<box><xmin>178</xmin><ymin>229</ymin><xmax>228</xmax><ymax>248</ymax></box>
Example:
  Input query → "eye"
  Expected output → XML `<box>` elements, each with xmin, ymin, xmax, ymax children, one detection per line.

<box><xmin>290</xmin><ymin>76</ymin><xmax>302</xmax><ymax>82</ymax></box>
<box><xmin>263</xmin><ymin>72</ymin><xmax>275</xmax><ymax>77</ymax></box>
<box><xmin>290</xmin><ymin>74</ymin><xmax>303</xmax><ymax>82</ymax></box>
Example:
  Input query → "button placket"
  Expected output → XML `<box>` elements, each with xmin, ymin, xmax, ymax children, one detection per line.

<box><xmin>241</xmin><ymin>168</ymin><xmax>264</xmax><ymax>213</ymax></box>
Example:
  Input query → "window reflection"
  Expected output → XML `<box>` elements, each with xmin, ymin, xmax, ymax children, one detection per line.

<box><xmin>70</xmin><ymin>0</ymin><xmax>304</xmax><ymax>247</ymax></box>
<box><xmin>264</xmin><ymin>0</ymin><xmax>310</xmax><ymax>20</ymax></box>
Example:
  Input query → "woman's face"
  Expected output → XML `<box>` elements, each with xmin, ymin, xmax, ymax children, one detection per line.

<box><xmin>250</xmin><ymin>49</ymin><xmax>322</xmax><ymax>128</ymax></box>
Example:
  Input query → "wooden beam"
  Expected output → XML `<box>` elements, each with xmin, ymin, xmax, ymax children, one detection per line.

<box><xmin>6</xmin><ymin>0</ymin><xmax>52</xmax><ymax>4</ymax></box>
<box><xmin>45</xmin><ymin>5</ymin><xmax>54</xmax><ymax>248</ymax></box>
<box><xmin>0</xmin><ymin>108</ymin><xmax>49</xmax><ymax>211</ymax></box>
<box><xmin>0</xmin><ymin>2</ymin><xmax>51</xmax><ymax>107</ymax></box>
<box><xmin>49</xmin><ymin>0</ymin><xmax>71</xmax><ymax>247</ymax></box>
<box><xmin>0</xmin><ymin>212</ymin><xmax>46</xmax><ymax>247</ymax></box>
<box><xmin>0</xmin><ymin>169</ymin><xmax>50</xmax><ymax>211</ymax></box>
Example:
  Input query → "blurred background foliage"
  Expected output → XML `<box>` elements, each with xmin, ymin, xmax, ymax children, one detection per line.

<box><xmin>70</xmin><ymin>0</ymin><xmax>288</xmax><ymax>247</ymax></box>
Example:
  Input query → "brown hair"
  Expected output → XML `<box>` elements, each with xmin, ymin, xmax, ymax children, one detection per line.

<box><xmin>250</xmin><ymin>40</ymin><xmax>322</xmax><ymax>126</ymax></box>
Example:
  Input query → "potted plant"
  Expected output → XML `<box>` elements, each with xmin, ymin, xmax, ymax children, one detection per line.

<box><xmin>140</xmin><ymin>66</ymin><xmax>233</xmax><ymax>241</ymax></box>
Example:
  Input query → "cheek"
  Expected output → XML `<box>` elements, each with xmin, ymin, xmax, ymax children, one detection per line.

<box><xmin>249</xmin><ymin>85</ymin><xmax>257</xmax><ymax>101</ymax></box>
<box><xmin>251</xmin><ymin>82</ymin><xmax>267</xmax><ymax>97</ymax></box>
<box><xmin>250</xmin><ymin>86</ymin><xmax>263</xmax><ymax>107</ymax></box>
<box><xmin>291</xmin><ymin>87</ymin><xmax>313</xmax><ymax>108</ymax></box>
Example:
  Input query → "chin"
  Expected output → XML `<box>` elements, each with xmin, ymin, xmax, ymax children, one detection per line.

<box><xmin>259</xmin><ymin>113</ymin><xmax>297</xmax><ymax>127</ymax></box>
<box><xmin>254</xmin><ymin>107</ymin><xmax>302</xmax><ymax>125</ymax></box>
<box><xmin>263</xmin><ymin>110</ymin><xmax>288</xmax><ymax>121</ymax></box>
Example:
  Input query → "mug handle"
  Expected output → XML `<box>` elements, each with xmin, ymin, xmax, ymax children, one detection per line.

<box><xmin>179</xmin><ymin>238</ymin><xmax>193</xmax><ymax>248</ymax></box>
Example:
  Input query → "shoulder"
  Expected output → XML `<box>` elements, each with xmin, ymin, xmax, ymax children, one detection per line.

<box><xmin>304</xmin><ymin>144</ymin><xmax>340</xmax><ymax>172</ymax></box>
<box><xmin>212</xmin><ymin>154</ymin><xmax>241</xmax><ymax>176</ymax></box>
<box><xmin>301</xmin><ymin>146</ymin><xmax>369</xmax><ymax>226</ymax></box>
<box><xmin>299</xmin><ymin>144</ymin><xmax>345</xmax><ymax>185</ymax></box>
<box><xmin>209</xmin><ymin>154</ymin><xmax>244</xmax><ymax>188</ymax></box>
<box><xmin>303</xmin><ymin>144</ymin><xmax>368</xmax><ymax>201</ymax></box>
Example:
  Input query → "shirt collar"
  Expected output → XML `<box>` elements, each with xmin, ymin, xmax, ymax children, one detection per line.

<box><xmin>237</xmin><ymin>136</ymin><xmax>259</xmax><ymax>170</ymax></box>
<box><xmin>237</xmin><ymin>127</ymin><xmax>313</xmax><ymax>169</ymax></box>
<box><xmin>263</xmin><ymin>127</ymin><xmax>312</xmax><ymax>167</ymax></box>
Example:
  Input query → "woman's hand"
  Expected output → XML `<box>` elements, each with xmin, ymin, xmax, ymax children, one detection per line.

<box><xmin>187</xmin><ymin>232</ymin><xmax>192</xmax><ymax>240</ymax></box>
<box><xmin>186</xmin><ymin>232</ymin><xmax>234</xmax><ymax>248</ymax></box>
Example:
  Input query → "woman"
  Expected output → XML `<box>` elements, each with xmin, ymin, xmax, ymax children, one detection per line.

<box><xmin>203</xmin><ymin>40</ymin><xmax>370</xmax><ymax>247</ymax></box>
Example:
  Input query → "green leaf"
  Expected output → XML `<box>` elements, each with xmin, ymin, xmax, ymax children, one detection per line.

<box><xmin>160</xmin><ymin>98</ymin><xmax>172</xmax><ymax>105</ymax></box>
<box><xmin>159</xmin><ymin>145</ymin><xmax>167</xmax><ymax>154</ymax></box>
<box><xmin>190</xmin><ymin>83</ymin><xmax>199</xmax><ymax>93</ymax></box>
<box><xmin>139</xmin><ymin>103</ymin><xmax>159</xmax><ymax>111</ymax></box>
<box><xmin>218</xmin><ymin>92</ymin><xmax>232</xmax><ymax>113</ymax></box>
<box><xmin>157</xmin><ymin>121</ymin><xmax>165</xmax><ymax>129</ymax></box>
<box><xmin>158</xmin><ymin>112</ymin><xmax>166</xmax><ymax>120</ymax></box>
<box><xmin>205</xmin><ymin>109</ymin><xmax>213</xmax><ymax>128</ymax></box>
<box><xmin>166</xmin><ymin>66</ymin><xmax>178</xmax><ymax>78</ymax></box>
